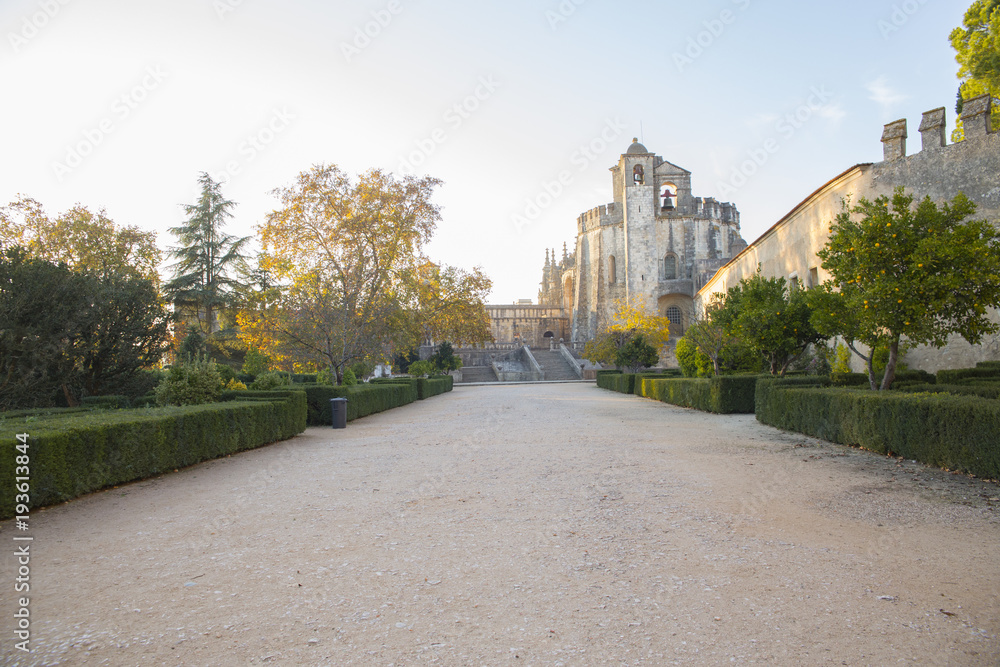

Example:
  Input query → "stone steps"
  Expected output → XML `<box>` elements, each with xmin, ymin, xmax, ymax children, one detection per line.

<box><xmin>458</xmin><ymin>366</ymin><xmax>497</xmax><ymax>383</ymax></box>
<box><xmin>530</xmin><ymin>349</ymin><xmax>581</xmax><ymax>381</ymax></box>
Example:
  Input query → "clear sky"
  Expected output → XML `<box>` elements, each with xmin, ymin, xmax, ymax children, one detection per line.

<box><xmin>1</xmin><ymin>0</ymin><xmax>972</xmax><ymax>303</ymax></box>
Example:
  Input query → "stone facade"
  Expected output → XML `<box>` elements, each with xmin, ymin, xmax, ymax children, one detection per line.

<box><xmin>485</xmin><ymin>304</ymin><xmax>569</xmax><ymax>348</ymax></box>
<box><xmin>697</xmin><ymin>95</ymin><xmax>1000</xmax><ymax>373</ymax></box>
<box><xmin>537</xmin><ymin>139</ymin><xmax>748</xmax><ymax>342</ymax></box>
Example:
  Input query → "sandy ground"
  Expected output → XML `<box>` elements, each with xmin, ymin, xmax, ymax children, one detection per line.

<box><xmin>1</xmin><ymin>383</ymin><xmax>999</xmax><ymax>666</ymax></box>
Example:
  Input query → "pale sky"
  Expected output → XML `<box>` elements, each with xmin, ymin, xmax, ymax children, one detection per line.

<box><xmin>1</xmin><ymin>0</ymin><xmax>971</xmax><ymax>302</ymax></box>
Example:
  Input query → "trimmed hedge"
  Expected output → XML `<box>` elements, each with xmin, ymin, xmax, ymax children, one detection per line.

<box><xmin>937</xmin><ymin>366</ymin><xmax>1000</xmax><ymax>384</ymax></box>
<box><xmin>0</xmin><ymin>390</ymin><xmax>307</xmax><ymax>519</ymax></box>
<box><xmin>298</xmin><ymin>382</ymin><xmax>420</xmax><ymax>426</ymax></box>
<box><xmin>637</xmin><ymin>375</ymin><xmax>760</xmax><ymax>414</ymax></box>
<box><xmin>832</xmin><ymin>370</ymin><xmax>937</xmax><ymax>387</ymax></box>
<box><xmin>755</xmin><ymin>380</ymin><xmax>1000</xmax><ymax>479</ymax></box>
<box><xmin>895</xmin><ymin>383</ymin><xmax>1000</xmax><ymax>400</ymax></box>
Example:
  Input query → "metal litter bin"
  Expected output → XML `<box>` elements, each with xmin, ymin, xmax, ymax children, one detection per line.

<box><xmin>330</xmin><ymin>397</ymin><xmax>348</xmax><ymax>429</ymax></box>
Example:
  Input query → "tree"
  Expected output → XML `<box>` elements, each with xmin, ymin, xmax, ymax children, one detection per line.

<box><xmin>0</xmin><ymin>196</ymin><xmax>160</xmax><ymax>283</ymax></box>
<box><xmin>680</xmin><ymin>316</ymin><xmax>761</xmax><ymax>376</ymax></box>
<box><xmin>712</xmin><ymin>270</ymin><xmax>824</xmax><ymax>376</ymax></box>
<box><xmin>0</xmin><ymin>247</ymin><xmax>171</xmax><ymax>408</ymax></box>
<box><xmin>951</xmin><ymin>1</ymin><xmax>1000</xmax><ymax>141</ymax></box>
<box><xmin>165</xmin><ymin>172</ymin><xmax>250</xmax><ymax>334</ymax></box>
<box><xmin>583</xmin><ymin>297</ymin><xmax>671</xmax><ymax>367</ymax></box>
<box><xmin>615</xmin><ymin>334</ymin><xmax>659</xmax><ymax>373</ymax></box>
<box><xmin>675</xmin><ymin>337</ymin><xmax>714</xmax><ymax>378</ymax></box>
<box><xmin>408</xmin><ymin>261</ymin><xmax>493</xmax><ymax>348</ymax></box>
<box><xmin>814</xmin><ymin>188</ymin><xmax>1000</xmax><ymax>390</ymax></box>
<box><xmin>431</xmin><ymin>341</ymin><xmax>463</xmax><ymax>372</ymax></box>
<box><xmin>241</xmin><ymin>165</ymin><xmax>443</xmax><ymax>384</ymax></box>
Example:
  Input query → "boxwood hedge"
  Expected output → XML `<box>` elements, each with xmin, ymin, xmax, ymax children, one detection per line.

<box><xmin>755</xmin><ymin>379</ymin><xmax>1000</xmax><ymax>479</ymax></box>
<box><xmin>0</xmin><ymin>390</ymin><xmax>307</xmax><ymax>519</ymax></box>
<box><xmin>637</xmin><ymin>375</ymin><xmax>760</xmax><ymax>414</ymax></box>
<box><xmin>295</xmin><ymin>378</ymin><xmax>452</xmax><ymax>426</ymax></box>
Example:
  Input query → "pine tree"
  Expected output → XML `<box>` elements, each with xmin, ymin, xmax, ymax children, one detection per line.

<box><xmin>165</xmin><ymin>173</ymin><xmax>250</xmax><ymax>333</ymax></box>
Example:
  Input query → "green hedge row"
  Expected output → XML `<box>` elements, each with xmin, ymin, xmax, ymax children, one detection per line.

<box><xmin>894</xmin><ymin>383</ymin><xmax>1000</xmax><ymax>400</ymax></box>
<box><xmin>596</xmin><ymin>372</ymin><xmax>681</xmax><ymax>395</ymax></box>
<box><xmin>937</xmin><ymin>366</ymin><xmax>1000</xmax><ymax>384</ymax></box>
<box><xmin>636</xmin><ymin>375</ymin><xmax>760</xmax><ymax>414</ymax></box>
<box><xmin>0</xmin><ymin>390</ymin><xmax>307</xmax><ymax>519</ymax></box>
<box><xmin>831</xmin><ymin>370</ymin><xmax>936</xmax><ymax>387</ymax></box>
<box><xmin>755</xmin><ymin>380</ymin><xmax>1000</xmax><ymax>479</ymax></box>
<box><xmin>296</xmin><ymin>382</ymin><xmax>416</xmax><ymax>425</ymax></box>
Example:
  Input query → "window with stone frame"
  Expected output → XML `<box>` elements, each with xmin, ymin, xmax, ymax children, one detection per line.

<box><xmin>663</xmin><ymin>253</ymin><xmax>677</xmax><ymax>280</ymax></box>
<box><xmin>608</xmin><ymin>255</ymin><xmax>617</xmax><ymax>284</ymax></box>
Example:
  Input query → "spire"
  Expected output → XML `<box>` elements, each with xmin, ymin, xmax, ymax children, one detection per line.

<box><xmin>562</xmin><ymin>242</ymin><xmax>569</xmax><ymax>263</ymax></box>
<box><xmin>544</xmin><ymin>248</ymin><xmax>551</xmax><ymax>266</ymax></box>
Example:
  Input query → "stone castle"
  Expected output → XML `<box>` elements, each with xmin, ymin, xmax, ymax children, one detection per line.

<box><xmin>489</xmin><ymin>94</ymin><xmax>999</xmax><ymax>373</ymax></box>
<box><xmin>537</xmin><ymin>139</ymin><xmax>747</xmax><ymax>342</ymax></box>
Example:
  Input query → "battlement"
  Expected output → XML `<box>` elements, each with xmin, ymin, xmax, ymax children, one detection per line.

<box><xmin>880</xmin><ymin>94</ymin><xmax>994</xmax><ymax>161</ymax></box>
<box><xmin>692</xmin><ymin>197</ymin><xmax>740</xmax><ymax>225</ymax></box>
<box><xmin>577</xmin><ymin>202</ymin><xmax>621</xmax><ymax>232</ymax></box>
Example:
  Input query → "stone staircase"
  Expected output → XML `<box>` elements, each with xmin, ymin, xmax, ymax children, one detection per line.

<box><xmin>458</xmin><ymin>366</ymin><xmax>497</xmax><ymax>383</ymax></box>
<box><xmin>531</xmin><ymin>349</ymin><xmax>581</xmax><ymax>381</ymax></box>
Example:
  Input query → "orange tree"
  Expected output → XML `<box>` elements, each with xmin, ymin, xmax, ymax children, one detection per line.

<box><xmin>813</xmin><ymin>188</ymin><xmax>1000</xmax><ymax>390</ymax></box>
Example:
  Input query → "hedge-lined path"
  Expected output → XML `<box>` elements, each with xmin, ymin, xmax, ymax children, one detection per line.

<box><xmin>3</xmin><ymin>383</ymin><xmax>999</xmax><ymax>666</ymax></box>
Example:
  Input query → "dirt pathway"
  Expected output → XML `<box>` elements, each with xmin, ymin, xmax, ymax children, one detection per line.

<box><xmin>2</xmin><ymin>383</ymin><xmax>998</xmax><ymax>666</ymax></box>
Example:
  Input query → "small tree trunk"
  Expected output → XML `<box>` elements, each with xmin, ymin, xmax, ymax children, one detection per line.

<box><xmin>866</xmin><ymin>351</ymin><xmax>877</xmax><ymax>390</ymax></box>
<box><xmin>62</xmin><ymin>383</ymin><xmax>79</xmax><ymax>408</ymax></box>
<box><xmin>880</xmin><ymin>338</ymin><xmax>899</xmax><ymax>391</ymax></box>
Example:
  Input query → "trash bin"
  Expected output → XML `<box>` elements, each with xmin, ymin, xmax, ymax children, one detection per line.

<box><xmin>330</xmin><ymin>397</ymin><xmax>348</xmax><ymax>429</ymax></box>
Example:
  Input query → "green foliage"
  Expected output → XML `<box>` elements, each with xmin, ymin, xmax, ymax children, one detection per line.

<box><xmin>675</xmin><ymin>338</ymin><xmax>713</xmax><ymax>377</ymax></box>
<box><xmin>408</xmin><ymin>360</ymin><xmax>435</xmax><ymax>377</ymax></box>
<box><xmin>634</xmin><ymin>375</ymin><xmax>759</xmax><ymax>414</ymax></box>
<box><xmin>316</xmin><ymin>367</ymin><xmax>334</xmax><ymax>385</ymax></box>
<box><xmin>755</xmin><ymin>380</ymin><xmax>1000</xmax><ymax>480</ymax></box>
<box><xmin>815</xmin><ymin>189</ymin><xmax>1000</xmax><ymax>389</ymax></box>
<box><xmin>938</xmin><ymin>365</ymin><xmax>1000</xmax><ymax>384</ymax></box>
<box><xmin>0</xmin><ymin>391</ymin><xmax>306</xmax><ymax>518</ymax></box>
<box><xmin>250</xmin><ymin>371</ymin><xmax>293</xmax><ymax>391</ymax></box>
<box><xmin>713</xmin><ymin>271</ymin><xmax>825</xmax><ymax>376</ymax></box>
<box><xmin>342</xmin><ymin>368</ymin><xmax>358</xmax><ymax>386</ymax></box>
<box><xmin>0</xmin><ymin>247</ymin><xmax>172</xmax><ymax>409</ymax></box>
<box><xmin>895</xmin><ymin>383</ymin><xmax>1000</xmax><ymax>400</ymax></box>
<box><xmin>614</xmin><ymin>334</ymin><xmax>659</xmax><ymax>373</ymax></box>
<box><xmin>830</xmin><ymin>343</ymin><xmax>853</xmax><ymax>373</ymax></box>
<box><xmin>950</xmin><ymin>0</ymin><xmax>1000</xmax><ymax>140</ymax></box>
<box><xmin>154</xmin><ymin>355</ymin><xmax>224</xmax><ymax>406</ymax></box>
<box><xmin>431</xmin><ymin>341</ymin><xmax>463</xmax><ymax>371</ymax></box>
<box><xmin>392</xmin><ymin>348</ymin><xmax>420</xmax><ymax>374</ymax></box>
<box><xmin>298</xmin><ymin>382</ymin><xmax>423</xmax><ymax>425</ymax></box>
<box><xmin>350</xmin><ymin>360</ymin><xmax>376</xmax><ymax>381</ymax></box>
<box><xmin>165</xmin><ymin>172</ymin><xmax>249</xmax><ymax>333</ymax></box>
<box><xmin>242</xmin><ymin>348</ymin><xmax>272</xmax><ymax>375</ymax></box>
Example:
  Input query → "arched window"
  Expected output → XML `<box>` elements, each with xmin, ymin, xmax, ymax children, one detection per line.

<box><xmin>666</xmin><ymin>306</ymin><xmax>683</xmax><ymax>334</ymax></box>
<box><xmin>633</xmin><ymin>165</ymin><xmax>644</xmax><ymax>185</ymax></box>
<box><xmin>663</xmin><ymin>253</ymin><xmax>677</xmax><ymax>280</ymax></box>
<box><xmin>608</xmin><ymin>255</ymin><xmax>617</xmax><ymax>284</ymax></box>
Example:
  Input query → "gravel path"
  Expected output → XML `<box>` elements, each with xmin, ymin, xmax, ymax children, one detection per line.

<box><xmin>2</xmin><ymin>383</ymin><xmax>999</xmax><ymax>666</ymax></box>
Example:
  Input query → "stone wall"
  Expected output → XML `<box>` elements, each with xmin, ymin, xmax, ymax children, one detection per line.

<box><xmin>696</xmin><ymin>96</ymin><xmax>1000</xmax><ymax>373</ymax></box>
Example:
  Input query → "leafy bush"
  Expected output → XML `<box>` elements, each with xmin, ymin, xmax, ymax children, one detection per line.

<box><xmin>80</xmin><ymin>395</ymin><xmax>130</xmax><ymax>409</ymax></box>
<box><xmin>291</xmin><ymin>373</ymin><xmax>318</xmax><ymax>384</ymax></box>
<box><xmin>342</xmin><ymin>368</ymin><xmax>358</xmax><ymax>386</ymax></box>
<box><xmin>675</xmin><ymin>337</ymin><xmax>713</xmax><ymax>377</ymax></box>
<box><xmin>154</xmin><ymin>355</ymin><xmax>223</xmax><ymax>406</ymax></box>
<box><xmin>938</xmin><ymin>366</ymin><xmax>1000</xmax><ymax>384</ymax></box>
<box><xmin>755</xmin><ymin>380</ymin><xmax>1000</xmax><ymax>479</ymax></box>
<box><xmin>895</xmin><ymin>383</ymin><xmax>1000</xmax><ymax>400</ymax></box>
<box><xmin>0</xmin><ymin>390</ymin><xmax>307</xmax><ymax>518</ymax></box>
<box><xmin>316</xmin><ymin>367</ymin><xmax>334</xmax><ymax>385</ymax></box>
<box><xmin>251</xmin><ymin>371</ymin><xmax>293</xmax><ymax>391</ymax></box>
<box><xmin>225</xmin><ymin>378</ymin><xmax>248</xmax><ymax>391</ymax></box>
<box><xmin>408</xmin><ymin>360</ymin><xmax>435</xmax><ymax>377</ymax></box>
<box><xmin>242</xmin><ymin>348</ymin><xmax>272</xmax><ymax>375</ymax></box>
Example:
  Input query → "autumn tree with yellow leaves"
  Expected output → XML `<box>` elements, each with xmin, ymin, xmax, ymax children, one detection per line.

<box><xmin>239</xmin><ymin>164</ymin><xmax>491</xmax><ymax>383</ymax></box>
<box><xmin>583</xmin><ymin>297</ymin><xmax>671</xmax><ymax>368</ymax></box>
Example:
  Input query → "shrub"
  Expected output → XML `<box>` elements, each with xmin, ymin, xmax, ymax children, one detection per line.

<box><xmin>154</xmin><ymin>355</ymin><xmax>223</xmax><ymax>406</ymax></box>
<box><xmin>80</xmin><ymin>395</ymin><xmax>130</xmax><ymax>409</ymax></box>
<box><xmin>225</xmin><ymin>378</ymin><xmax>248</xmax><ymax>391</ymax></box>
<box><xmin>0</xmin><ymin>390</ymin><xmax>306</xmax><ymax>518</ymax></box>
<box><xmin>251</xmin><ymin>371</ymin><xmax>293</xmax><ymax>391</ymax></box>
<box><xmin>675</xmin><ymin>337</ymin><xmax>713</xmax><ymax>377</ymax></box>
<box><xmin>408</xmin><ymin>360</ymin><xmax>435</xmax><ymax>377</ymax></box>
<box><xmin>342</xmin><ymin>368</ymin><xmax>358</xmax><ymax>386</ymax></box>
<box><xmin>299</xmin><ymin>382</ymin><xmax>418</xmax><ymax>425</ymax></box>
<box><xmin>291</xmin><ymin>373</ymin><xmax>318</xmax><ymax>384</ymax></box>
<box><xmin>895</xmin><ymin>383</ymin><xmax>1000</xmax><ymax>400</ymax></box>
<box><xmin>755</xmin><ymin>380</ymin><xmax>1000</xmax><ymax>479</ymax></box>
<box><xmin>637</xmin><ymin>375</ymin><xmax>760</xmax><ymax>414</ymax></box>
<box><xmin>938</xmin><ymin>366</ymin><xmax>1000</xmax><ymax>384</ymax></box>
<box><xmin>316</xmin><ymin>367</ymin><xmax>334</xmax><ymax>385</ymax></box>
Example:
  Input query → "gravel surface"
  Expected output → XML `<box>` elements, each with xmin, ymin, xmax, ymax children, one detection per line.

<box><xmin>2</xmin><ymin>383</ymin><xmax>999</xmax><ymax>666</ymax></box>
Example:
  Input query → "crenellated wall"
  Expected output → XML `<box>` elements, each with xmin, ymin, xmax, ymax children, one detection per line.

<box><xmin>697</xmin><ymin>94</ymin><xmax>1000</xmax><ymax>372</ymax></box>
